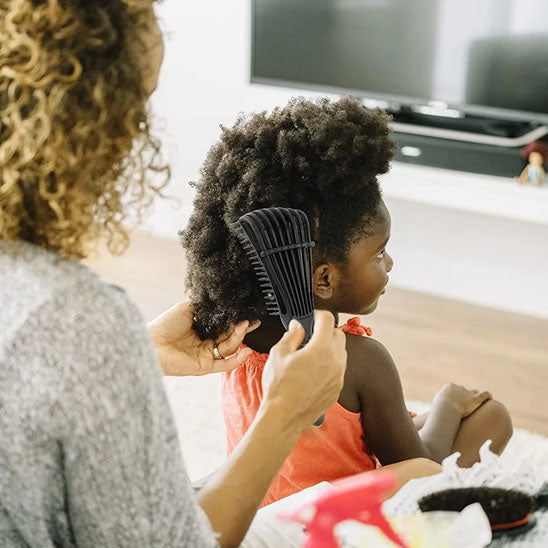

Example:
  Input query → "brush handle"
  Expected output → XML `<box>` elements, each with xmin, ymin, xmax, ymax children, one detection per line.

<box><xmin>313</xmin><ymin>415</ymin><xmax>326</xmax><ymax>427</ymax></box>
<box><xmin>292</xmin><ymin>314</ymin><xmax>325</xmax><ymax>426</ymax></box>
<box><xmin>301</xmin><ymin>316</ymin><xmax>325</xmax><ymax>426</ymax></box>
<box><xmin>295</xmin><ymin>314</ymin><xmax>314</xmax><ymax>347</ymax></box>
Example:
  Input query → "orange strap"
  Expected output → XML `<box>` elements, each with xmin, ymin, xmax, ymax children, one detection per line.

<box><xmin>491</xmin><ymin>514</ymin><xmax>531</xmax><ymax>531</ymax></box>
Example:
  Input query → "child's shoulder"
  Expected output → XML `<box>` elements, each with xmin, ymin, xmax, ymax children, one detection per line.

<box><xmin>339</xmin><ymin>317</ymin><xmax>394</xmax><ymax>374</ymax></box>
<box><xmin>343</xmin><ymin>332</ymin><xmax>401</xmax><ymax>402</ymax></box>
<box><xmin>345</xmin><ymin>332</ymin><xmax>396</xmax><ymax>371</ymax></box>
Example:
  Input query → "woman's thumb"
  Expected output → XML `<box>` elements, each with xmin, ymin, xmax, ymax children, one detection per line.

<box><xmin>275</xmin><ymin>320</ymin><xmax>305</xmax><ymax>354</ymax></box>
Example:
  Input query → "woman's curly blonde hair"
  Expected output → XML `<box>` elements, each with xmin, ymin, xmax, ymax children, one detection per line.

<box><xmin>0</xmin><ymin>0</ymin><xmax>169</xmax><ymax>258</ymax></box>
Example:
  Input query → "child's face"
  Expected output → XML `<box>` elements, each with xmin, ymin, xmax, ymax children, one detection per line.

<box><xmin>313</xmin><ymin>201</ymin><xmax>393</xmax><ymax>315</ymax></box>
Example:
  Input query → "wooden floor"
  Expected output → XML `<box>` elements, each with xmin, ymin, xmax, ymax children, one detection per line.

<box><xmin>86</xmin><ymin>231</ymin><xmax>548</xmax><ymax>436</ymax></box>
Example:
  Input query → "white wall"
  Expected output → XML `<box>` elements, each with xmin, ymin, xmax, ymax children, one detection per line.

<box><xmin>146</xmin><ymin>0</ymin><xmax>325</xmax><ymax>237</ymax></box>
<box><xmin>146</xmin><ymin>1</ymin><xmax>548</xmax><ymax>320</ymax></box>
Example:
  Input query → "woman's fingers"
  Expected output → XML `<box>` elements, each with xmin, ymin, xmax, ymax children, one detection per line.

<box><xmin>210</xmin><ymin>346</ymin><xmax>254</xmax><ymax>373</ymax></box>
<box><xmin>215</xmin><ymin>311</ymin><xmax>342</xmax><ymax>372</ymax></box>
<box><xmin>272</xmin><ymin>320</ymin><xmax>305</xmax><ymax>356</ymax></box>
<box><xmin>214</xmin><ymin>319</ymin><xmax>261</xmax><ymax>359</ymax></box>
<box><xmin>246</xmin><ymin>320</ymin><xmax>261</xmax><ymax>334</ymax></box>
<box><xmin>310</xmin><ymin>310</ymin><xmax>337</xmax><ymax>343</ymax></box>
<box><xmin>215</xmin><ymin>320</ymin><xmax>252</xmax><ymax>359</ymax></box>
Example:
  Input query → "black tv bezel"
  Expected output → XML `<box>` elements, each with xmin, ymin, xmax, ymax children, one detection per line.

<box><xmin>250</xmin><ymin>0</ymin><xmax>548</xmax><ymax>126</ymax></box>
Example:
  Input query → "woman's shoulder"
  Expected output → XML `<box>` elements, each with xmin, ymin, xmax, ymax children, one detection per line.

<box><xmin>1</xmin><ymin>241</ymin><xmax>139</xmax><ymax>324</ymax></box>
<box><xmin>0</xmin><ymin>242</ymin><xmax>149</xmax><ymax>380</ymax></box>
<box><xmin>0</xmin><ymin>242</ymin><xmax>160</xmax><ymax>436</ymax></box>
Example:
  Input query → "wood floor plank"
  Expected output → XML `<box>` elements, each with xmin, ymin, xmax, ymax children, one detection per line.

<box><xmin>86</xmin><ymin>231</ymin><xmax>548</xmax><ymax>435</ymax></box>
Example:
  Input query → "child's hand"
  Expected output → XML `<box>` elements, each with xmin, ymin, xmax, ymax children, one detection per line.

<box><xmin>434</xmin><ymin>383</ymin><xmax>492</xmax><ymax>418</ymax></box>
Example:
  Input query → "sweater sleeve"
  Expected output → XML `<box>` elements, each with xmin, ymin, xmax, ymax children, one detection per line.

<box><xmin>40</xmin><ymin>279</ymin><xmax>218</xmax><ymax>547</ymax></box>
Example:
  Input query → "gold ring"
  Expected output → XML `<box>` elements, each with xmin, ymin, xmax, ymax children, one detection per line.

<box><xmin>213</xmin><ymin>344</ymin><xmax>224</xmax><ymax>360</ymax></box>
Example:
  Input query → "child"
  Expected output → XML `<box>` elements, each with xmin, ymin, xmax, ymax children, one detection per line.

<box><xmin>182</xmin><ymin>97</ymin><xmax>513</xmax><ymax>506</ymax></box>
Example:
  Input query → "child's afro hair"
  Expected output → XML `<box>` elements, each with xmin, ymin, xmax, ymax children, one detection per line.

<box><xmin>181</xmin><ymin>96</ymin><xmax>395</xmax><ymax>339</ymax></box>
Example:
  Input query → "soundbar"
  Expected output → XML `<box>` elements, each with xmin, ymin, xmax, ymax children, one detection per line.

<box><xmin>391</xmin><ymin>131</ymin><xmax>547</xmax><ymax>178</ymax></box>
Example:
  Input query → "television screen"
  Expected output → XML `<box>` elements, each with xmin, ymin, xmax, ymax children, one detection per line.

<box><xmin>252</xmin><ymin>0</ymin><xmax>548</xmax><ymax>123</ymax></box>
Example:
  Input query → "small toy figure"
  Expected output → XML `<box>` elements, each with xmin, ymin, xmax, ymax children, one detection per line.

<box><xmin>516</xmin><ymin>141</ymin><xmax>547</xmax><ymax>186</ymax></box>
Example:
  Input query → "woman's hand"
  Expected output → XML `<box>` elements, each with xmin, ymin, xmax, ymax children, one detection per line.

<box><xmin>147</xmin><ymin>301</ymin><xmax>260</xmax><ymax>376</ymax></box>
<box><xmin>434</xmin><ymin>382</ymin><xmax>492</xmax><ymax>418</ymax></box>
<box><xmin>261</xmin><ymin>310</ymin><xmax>347</xmax><ymax>430</ymax></box>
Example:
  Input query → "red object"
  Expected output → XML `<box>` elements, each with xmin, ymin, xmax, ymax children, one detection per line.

<box><xmin>279</xmin><ymin>472</ymin><xmax>408</xmax><ymax>548</ymax></box>
<box><xmin>340</xmin><ymin>316</ymin><xmax>373</xmax><ymax>337</ymax></box>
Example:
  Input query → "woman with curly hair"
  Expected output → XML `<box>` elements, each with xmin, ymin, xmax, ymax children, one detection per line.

<box><xmin>0</xmin><ymin>2</ymin><xmax>349</xmax><ymax>546</ymax></box>
<box><xmin>183</xmin><ymin>96</ymin><xmax>513</xmax><ymax>506</ymax></box>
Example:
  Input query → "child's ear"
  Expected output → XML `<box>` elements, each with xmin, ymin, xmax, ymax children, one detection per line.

<box><xmin>313</xmin><ymin>264</ymin><xmax>341</xmax><ymax>301</ymax></box>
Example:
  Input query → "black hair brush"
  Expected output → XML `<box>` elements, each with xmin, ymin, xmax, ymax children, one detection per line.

<box><xmin>418</xmin><ymin>485</ymin><xmax>548</xmax><ymax>538</ymax></box>
<box><xmin>235</xmin><ymin>207</ymin><xmax>324</xmax><ymax>426</ymax></box>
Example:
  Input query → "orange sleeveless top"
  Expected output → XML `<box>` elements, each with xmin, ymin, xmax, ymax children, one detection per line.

<box><xmin>221</xmin><ymin>317</ymin><xmax>378</xmax><ymax>506</ymax></box>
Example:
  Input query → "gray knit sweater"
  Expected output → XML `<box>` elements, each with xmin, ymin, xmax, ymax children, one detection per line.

<box><xmin>0</xmin><ymin>242</ymin><xmax>218</xmax><ymax>547</ymax></box>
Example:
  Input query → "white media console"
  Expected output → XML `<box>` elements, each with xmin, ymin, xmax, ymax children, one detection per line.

<box><xmin>380</xmin><ymin>162</ymin><xmax>548</xmax><ymax>319</ymax></box>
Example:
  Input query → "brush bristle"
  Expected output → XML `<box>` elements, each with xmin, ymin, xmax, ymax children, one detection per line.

<box><xmin>233</xmin><ymin>222</ymin><xmax>281</xmax><ymax>315</ymax></box>
<box><xmin>418</xmin><ymin>487</ymin><xmax>534</xmax><ymax>529</ymax></box>
<box><xmin>235</xmin><ymin>208</ymin><xmax>316</xmax><ymax>344</ymax></box>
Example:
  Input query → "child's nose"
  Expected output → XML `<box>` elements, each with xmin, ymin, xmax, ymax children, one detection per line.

<box><xmin>386</xmin><ymin>252</ymin><xmax>394</xmax><ymax>273</ymax></box>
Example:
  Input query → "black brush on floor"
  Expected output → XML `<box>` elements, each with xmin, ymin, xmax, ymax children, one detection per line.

<box><xmin>235</xmin><ymin>207</ymin><xmax>324</xmax><ymax>426</ymax></box>
<box><xmin>418</xmin><ymin>485</ymin><xmax>548</xmax><ymax>538</ymax></box>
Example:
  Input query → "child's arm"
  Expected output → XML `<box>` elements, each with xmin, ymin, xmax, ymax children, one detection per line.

<box><xmin>345</xmin><ymin>334</ymin><xmax>489</xmax><ymax>464</ymax></box>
